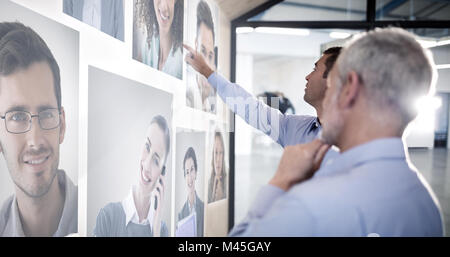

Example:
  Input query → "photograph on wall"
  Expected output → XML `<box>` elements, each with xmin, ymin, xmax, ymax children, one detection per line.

<box><xmin>133</xmin><ymin>0</ymin><xmax>184</xmax><ymax>80</ymax></box>
<box><xmin>204</xmin><ymin>121</ymin><xmax>229</xmax><ymax>236</ymax></box>
<box><xmin>87</xmin><ymin>66</ymin><xmax>173</xmax><ymax>237</ymax></box>
<box><xmin>0</xmin><ymin>0</ymin><xmax>79</xmax><ymax>237</ymax></box>
<box><xmin>185</xmin><ymin>0</ymin><xmax>219</xmax><ymax>113</ymax></box>
<box><xmin>63</xmin><ymin>0</ymin><xmax>124</xmax><ymax>41</ymax></box>
<box><xmin>174</xmin><ymin>129</ymin><xmax>206</xmax><ymax>237</ymax></box>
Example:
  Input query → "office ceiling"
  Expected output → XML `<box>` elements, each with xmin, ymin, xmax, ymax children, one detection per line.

<box><xmin>238</xmin><ymin>0</ymin><xmax>450</xmax><ymax>38</ymax></box>
<box><xmin>215</xmin><ymin>0</ymin><xmax>269</xmax><ymax>20</ymax></box>
<box><xmin>247</xmin><ymin>0</ymin><xmax>450</xmax><ymax>21</ymax></box>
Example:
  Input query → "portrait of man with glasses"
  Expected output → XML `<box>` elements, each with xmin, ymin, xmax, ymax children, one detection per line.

<box><xmin>0</xmin><ymin>22</ymin><xmax>77</xmax><ymax>237</ymax></box>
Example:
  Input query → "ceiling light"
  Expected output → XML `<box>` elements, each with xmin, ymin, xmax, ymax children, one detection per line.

<box><xmin>436</xmin><ymin>39</ymin><xmax>450</xmax><ymax>47</ymax></box>
<box><xmin>254</xmin><ymin>27</ymin><xmax>310</xmax><ymax>36</ymax></box>
<box><xmin>418</xmin><ymin>38</ymin><xmax>450</xmax><ymax>48</ymax></box>
<box><xmin>436</xmin><ymin>64</ymin><xmax>450</xmax><ymax>69</ymax></box>
<box><xmin>236</xmin><ymin>27</ymin><xmax>254</xmax><ymax>34</ymax></box>
<box><xmin>329</xmin><ymin>32</ymin><xmax>351</xmax><ymax>39</ymax></box>
<box><xmin>417</xmin><ymin>39</ymin><xmax>438</xmax><ymax>48</ymax></box>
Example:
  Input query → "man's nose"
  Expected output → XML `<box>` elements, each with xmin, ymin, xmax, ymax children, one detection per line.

<box><xmin>305</xmin><ymin>72</ymin><xmax>311</xmax><ymax>81</ymax></box>
<box><xmin>26</xmin><ymin>117</ymin><xmax>45</xmax><ymax>148</ymax></box>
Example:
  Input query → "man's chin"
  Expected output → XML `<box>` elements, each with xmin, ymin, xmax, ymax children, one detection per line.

<box><xmin>17</xmin><ymin>180</ymin><xmax>54</xmax><ymax>198</ymax></box>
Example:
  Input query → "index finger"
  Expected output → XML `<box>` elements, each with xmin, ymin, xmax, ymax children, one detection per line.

<box><xmin>183</xmin><ymin>43</ymin><xmax>195</xmax><ymax>53</ymax></box>
<box><xmin>305</xmin><ymin>139</ymin><xmax>326</xmax><ymax>152</ymax></box>
<box><xmin>304</xmin><ymin>139</ymin><xmax>328</xmax><ymax>158</ymax></box>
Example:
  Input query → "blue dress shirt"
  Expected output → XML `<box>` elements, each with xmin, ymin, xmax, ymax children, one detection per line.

<box><xmin>208</xmin><ymin>72</ymin><xmax>321</xmax><ymax>147</ymax></box>
<box><xmin>229</xmin><ymin>138</ymin><xmax>444</xmax><ymax>236</ymax></box>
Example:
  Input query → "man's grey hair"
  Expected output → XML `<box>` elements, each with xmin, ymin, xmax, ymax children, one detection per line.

<box><xmin>336</xmin><ymin>27</ymin><xmax>437</xmax><ymax>127</ymax></box>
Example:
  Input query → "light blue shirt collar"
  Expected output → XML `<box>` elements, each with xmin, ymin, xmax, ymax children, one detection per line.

<box><xmin>321</xmin><ymin>137</ymin><xmax>406</xmax><ymax>176</ymax></box>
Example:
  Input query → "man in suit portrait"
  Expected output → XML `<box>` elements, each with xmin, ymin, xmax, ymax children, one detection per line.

<box><xmin>178</xmin><ymin>147</ymin><xmax>204</xmax><ymax>237</ymax></box>
<box><xmin>63</xmin><ymin>0</ymin><xmax>124</xmax><ymax>41</ymax></box>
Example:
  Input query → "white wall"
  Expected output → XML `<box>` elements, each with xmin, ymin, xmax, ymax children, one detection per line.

<box><xmin>3</xmin><ymin>0</ymin><xmax>232</xmax><ymax>236</ymax></box>
<box><xmin>253</xmin><ymin>55</ymin><xmax>317</xmax><ymax>117</ymax></box>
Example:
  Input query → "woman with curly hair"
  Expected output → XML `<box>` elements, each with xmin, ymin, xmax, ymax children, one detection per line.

<box><xmin>133</xmin><ymin>0</ymin><xmax>183</xmax><ymax>79</ymax></box>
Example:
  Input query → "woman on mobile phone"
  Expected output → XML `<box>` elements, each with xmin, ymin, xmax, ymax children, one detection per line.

<box><xmin>94</xmin><ymin>115</ymin><xmax>170</xmax><ymax>237</ymax></box>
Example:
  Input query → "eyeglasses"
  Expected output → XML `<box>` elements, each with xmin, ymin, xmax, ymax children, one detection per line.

<box><xmin>0</xmin><ymin>108</ymin><xmax>61</xmax><ymax>134</ymax></box>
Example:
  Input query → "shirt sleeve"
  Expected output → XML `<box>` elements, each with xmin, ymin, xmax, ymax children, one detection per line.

<box><xmin>208</xmin><ymin>72</ymin><xmax>290</xmax><ymax>147</ymax></box>
<box><xmin>228</xmin><ymin>185</ymin><xmax>317</xmax><ymax>237</ymax></box>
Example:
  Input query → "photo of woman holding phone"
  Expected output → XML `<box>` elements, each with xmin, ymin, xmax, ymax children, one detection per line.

<box><xmin>133</xmin><ymin>0</ymin><xmax>184</xmax><ymax>79</ymax></box>
<box><xmin>94</xmin><ymin>115</ymin><xmax>170</xmax><ymax>237</ymax></box>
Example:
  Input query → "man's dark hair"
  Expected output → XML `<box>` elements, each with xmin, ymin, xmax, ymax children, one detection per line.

<box><xmin>0</xmin><ymin>22</ymin><xmax>61</xmax><ymax>109</ymax></box>
<box><xmin>150</xmin><ymin>115</ymin><xmax>171</xmax><ymax>165</ymax></box>
<box><xmin>322</xmin><ymin>46</ymin><xmax>342</xmax><ymax>79</ymax></box>
<box><xmin>183</xmin><ymin>147</ymin><xmax>198</xmax><ymax>177</ymax></box>
<box><xmin>196</xmin><ymin>0</ymin><xmax>215</xmax><ymax>45</ymax></box>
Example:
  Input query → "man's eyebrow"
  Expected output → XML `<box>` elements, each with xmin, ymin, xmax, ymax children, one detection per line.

<box><xmin>4</xmin><ymin>105</ymin><xmax>58</xmax><ymax>114</ymax></box>
<box><xmin>5</xmin><ymin>105</ymin><xmax>29</xmax><ymax>113</ymax></box>
<box><xmin>37</xmin><ymin>105</ymin><xmax>58</xmax><ymax>112</ymax></box>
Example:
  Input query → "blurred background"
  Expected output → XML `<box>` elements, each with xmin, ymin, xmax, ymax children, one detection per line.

<box><xmin>232</xmin><ymin>0</ymin><xmax>450</xmax><ymax>236</ymax></box>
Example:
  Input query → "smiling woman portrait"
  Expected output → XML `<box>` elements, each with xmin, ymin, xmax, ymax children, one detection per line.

<box><xmin>133</xmin><ymin>0</ymin><xmax>184</xmax><ymax>79</ymax></box>
<box><xmin>94</xmin><ymin>115</ymin><xmax>171</xmax><ymax>237</ymax></box>
<box><xmin>207</xmin><ymin>131</ymin><xmax>227</xmax><ymax>203</ymax></box>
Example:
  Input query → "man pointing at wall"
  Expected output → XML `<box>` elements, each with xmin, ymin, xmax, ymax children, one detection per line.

<box><xmin>184</xmin><ymin>43</ymin><xmax>341</xmax><ymax>166</ymax></box>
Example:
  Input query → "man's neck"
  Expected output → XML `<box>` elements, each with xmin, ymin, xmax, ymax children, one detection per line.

<box><xmin>16</xmin><ymin>173</ymin><xmax>65</xmax><ymax>237</ymax></box>
<box><xmin>337</xmin><ymin>111</ymin><xmax>402</xmax><ymax>152</ymax></box>
<box><xmin>188</xmin><ymin>190</ymin><xmax>195</xmax><ymax>206</ymax></box>
<box><xmin>314</xmin><ymin>104</ymin><xmax>323</xmax><ymax>122</ymax></box>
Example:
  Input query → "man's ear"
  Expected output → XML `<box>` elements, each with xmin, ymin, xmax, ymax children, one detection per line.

<box><xmin>338</xmin><ymin>71</ymin><xmax>361</xmax><ymax>109</ymax></box>
<box><xmin>59</xmin><ymin>107</ymin><xmax>66</xmax><ymax>145</ymax></box>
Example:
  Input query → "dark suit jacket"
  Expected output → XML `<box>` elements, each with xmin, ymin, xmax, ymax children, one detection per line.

<box><xmin>178</xmin><ymin>192</ymin><xmax>204</xmax><ymax>237</ymax></box>
<box><xmin>63</xmin><ymin>0</ymin><xmax>124</xmax><ymax>41</ymax></box>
